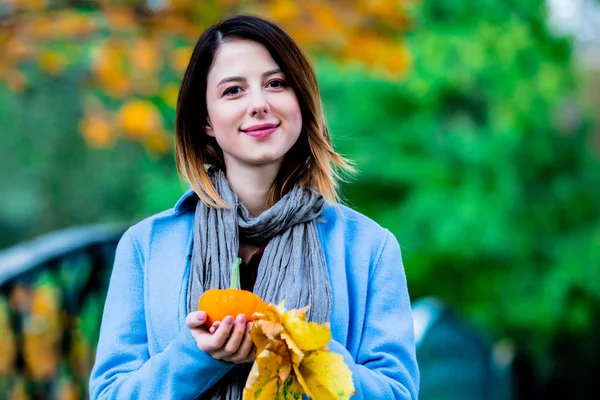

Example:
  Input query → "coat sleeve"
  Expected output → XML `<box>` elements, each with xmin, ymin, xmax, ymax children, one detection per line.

<box><xmin>328</xmin><ymin>230</ymin><xmax>419</xmax><ymax>399</ymax></box>
<box><xmin>89</xmin><ymin>229</ymin><xmax>234</xmax><ymax>399</ymax></box>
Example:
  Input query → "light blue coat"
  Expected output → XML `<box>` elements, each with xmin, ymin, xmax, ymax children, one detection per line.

<box><xmin>89</xmin><ymin>190</ymin><xmax>419</xmax><ymax>399</ymax></box>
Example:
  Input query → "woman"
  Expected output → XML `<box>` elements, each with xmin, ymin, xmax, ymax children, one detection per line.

<box><xmin>90</xmin><ymin>15</ymin><xmax>419</xmax><ymax>399</ymax></box>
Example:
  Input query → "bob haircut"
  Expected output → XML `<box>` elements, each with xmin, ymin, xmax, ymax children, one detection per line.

<box><xmin>175</xmin><ymin>15</ymin><xmax>354</xmax><ymax>208</ymax></box>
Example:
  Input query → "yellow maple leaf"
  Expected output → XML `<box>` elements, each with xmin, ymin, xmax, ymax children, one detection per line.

<box><xmin>297</xmin><ymin>350</ymin><xmax>355</xmax><ymax>400</ymax></box>
<box><xmin>245</xmin><ymin>350</ymin><xmax>285</xmax><ymax>399</ymax></box>
<box><xmin>282</xmin><ymin>307</ymin><xmax>331</xmax><ymax>351</ymax></box>
<box><xmin>244</xmin><ymin>302</ymin><xmax>355</xmax><ymax>400</ymax></box>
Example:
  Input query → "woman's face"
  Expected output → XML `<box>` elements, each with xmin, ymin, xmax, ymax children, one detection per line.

<box><xmin>205</xmin><ymin>39</ymin><xmax>303</xmax><ymax>171</ymax></box>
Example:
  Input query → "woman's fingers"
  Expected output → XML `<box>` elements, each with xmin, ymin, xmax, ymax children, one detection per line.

<box><xmin>187</xmin><ymin>313</ymin><xmax>256</xmax><ymax>364</ymax></box>
<box><xmin>207</xmin><ymin>315</ymin><xmax>235</xmax><ymax>352</ymax></box>
<box><xmin>185</xmin><ymin>311</ymin><xmax>207</xmax><ymax>328</ymax></box>
<box><xmin>231</xmin><ymin>322</ymin><xmax>255</xmax><ymax>362</ymax></box>
<box><xmin>209</xmin><ymin>321</ymin><xmax>221</xmax><ymax>334</ymax></box>
<box><xmin>214</xmin><ymin>314</ymin><xmax>247</xmax><ymax>358</ymax></box>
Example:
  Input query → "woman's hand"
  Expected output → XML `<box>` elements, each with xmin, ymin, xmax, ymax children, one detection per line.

<box><xmin>185</xmin><ymin>311</ymin><xmax>255</xmax><ymax>364</ymax></box>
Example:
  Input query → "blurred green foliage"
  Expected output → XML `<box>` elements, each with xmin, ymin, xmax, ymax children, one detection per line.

<box><xmin>325</xmin><ymin>0</ymin><xmax>600</xmax><ymax>394</ymax></box>
<box><xmin>1</xmin><ymin>0</ymin><xmax>600</xmax><ymax>396</ymax></box>
<box><xmin>0</xmin><ymin>72</ymin><xmax>184</xmax><ymax>247</ymax></box>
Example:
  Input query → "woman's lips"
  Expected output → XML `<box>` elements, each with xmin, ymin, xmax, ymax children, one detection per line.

<box><xmin>241</xmin><ymin>123</ymin><xmax>279</xmax><ymax>138</ymax></box>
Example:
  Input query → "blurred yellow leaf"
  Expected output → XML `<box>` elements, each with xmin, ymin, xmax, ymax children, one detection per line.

<box><xmin>382</xmin><ymin>43</ymin><xmax>412</xmax><ymax>78</ymax></box>
<box><xmin>11</xmin><ymin>378</ymin><xmax>28</xmax><ymax>400</ymax></box>
<box><xmin>105</xmin><ymin>8</ymin><xmax>136</xmax><ymax>31</ymax></box>
<box><xmin>9</xmin><ymin>284</ymin><xmax>29</xmax><ymax>311</ymax></box>
<box><xmin>144</xmin><ymin>131</ymin><xmax>173</xmax><ymax>153</ymax></box>
<box><xmin>132</xmin><ymin>38</ymin><xmax>162</xmax><ymax>74</ymax></box>
<box><xmin>357</xmin><ymin>0</ymin><xmax>412</xmax><ymax>29</ymax></box>
<box><xmin>80</xmin><ymin>113</ymin><xmax>116</xmax><ymax>148</ymax></box>
<box><xmin>23</xmin><ymin>284</ymin><xmax>61</xmax><ymax>380</ymax></box>
<box><xmin>4</xmin><ymin>37</ymin><xmax>35</xmax><ymax>63</ymax></box>
<box><xmin>27</xmin><ymin>16</ymin><xmax>54</xmax><ymax>39</ymax></box>
<box><xmin>93</xmin><ymin>41</ymin><xmax>132</xmax><ymax>97</ymax></box>
<box><xmin>154</xmin><ymin>13</ymin><xmax>199</xmax><ymax>37</ymax></box>
<box><xmin>55</xmin><ymin>12</ymin><xmax>97</xmax><ymax>38</ymax></box>
<box><xmin>171</xmin><ymin>0</ymin><xmax>197</xmax><ymax>10</ymax></box>
<box><xmin>117</xmin><ymin>99</ymin><xmax>163</xmax><ymax>139</ymax></box>
<box><xmin>31</xmin><ymin>285</ymin><xmax>58</xmax><ymax>318</ymax></box>
<box><xmin>134</xmin><ymin>76</ymin><xmax>160</xmax><ymax>97</ymax></box>
<box><xmin>341</xmin><ymin>31</ymin><xmax>411</xmax><ymax>78</ymax></box>
<box><xmin>161</xmin><ymin>83</ymin><xmax>180</xmax><ymax>109</ymax></box>
<box><xmin>171</xmin><ymin>46</ymin><xmax>193</xmax><ymax>73</ymax></box>
<box><xmin>5</xmin><ymin>70</ymin><xmax>27</xmax><ymax>92</ymax></box>
<box><xmin>216</xmin><ymin>0</ymin><xmax>237</xmax><ymax>6</ymax></box>
<box><xmin>0</xmin><ymin>298</ymin><xmax>16</xmax><ymax>375</ymax></box>
<box><xmin>69</xmin><ymin>321</ymin><xmax>93</xmax><ymax>374</ymax></box>
<box><xmin>58</xmin><ymin>377</ymin><xmax>81</xmax><ymax>400</ymax></box>
<box><xmin>306</xmin><ymin>3</ymin><xmax>344</xmax><ymax>36</ymax></box>
<box><xmin>39</xmin><ymin>51</ymin><xmax>67</xmax><ymax>75</ymax></box>
<box><xmin>268</xmin><ymin>0</ymin><xmax>299</xmax><ymax>23</ymax></box>
<box><xmin>13</xmin><ymin>0</ymin><xmax>48</xmax><ymax>12</ymax></box>
<box><xmin>0</xmin><ymin>30</ymin><xmax>10</xmax><ymax>51</ymax></box>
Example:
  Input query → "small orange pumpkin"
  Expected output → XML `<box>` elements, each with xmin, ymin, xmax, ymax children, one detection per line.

<box><xmin>198</xmin><ymin>257</ymin><xmax>266</xmax><ymax>327</ymax></box>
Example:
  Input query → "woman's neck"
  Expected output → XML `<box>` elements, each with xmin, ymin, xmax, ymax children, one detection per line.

<box><xmin>225</xmin><ymin>162</ymin><xmax>280</xmax><ymax>217</ymax></box>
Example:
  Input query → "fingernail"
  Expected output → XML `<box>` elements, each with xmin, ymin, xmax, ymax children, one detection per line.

<box><xmin>197</xmin><ymin>311</ymin><xmax>206</xmax><ymax>320</ymax></box>
<box><xmin>223</xmin><ymin>316</ymin><xmax>234</xmax><ymax>326</ymax></box>
<box><xmin>246</xmin><ymin>322</ymin><xmax>252</xmax><ymax>331</ymax></box>
<box><xmin>237</xmin><ymin>314</ymin><xmax>246</xmax><ymax>324</ymax></box>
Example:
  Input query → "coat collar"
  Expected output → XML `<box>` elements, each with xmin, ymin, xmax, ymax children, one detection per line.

<box><xmin>173</xmin><ymin>189</ymin><xmax>198</xmax><ymax>216</ymax></box>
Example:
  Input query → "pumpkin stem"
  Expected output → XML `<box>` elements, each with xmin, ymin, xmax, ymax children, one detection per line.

<box><xmin>231</xmin><ymin>257</ymin><xmax>242</xmax><ymax>290</ymax></box>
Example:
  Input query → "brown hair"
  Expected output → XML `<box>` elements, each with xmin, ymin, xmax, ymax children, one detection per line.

<box><xmin>175</xmin><ymin>15</ymin><xmax>354</xmax><ymax>208</ymax></box>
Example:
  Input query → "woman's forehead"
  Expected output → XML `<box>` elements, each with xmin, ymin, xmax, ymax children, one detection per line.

<box><xmin>209</xmin><ymin>40</ymin><xmax>280</xmax><ymax>79</ymax></box>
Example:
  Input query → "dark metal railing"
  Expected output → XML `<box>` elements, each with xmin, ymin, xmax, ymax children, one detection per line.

<box><xmin>0</xmin><ymin>224</ymin><xmax>126</xmax><ymax>400</ymax></box>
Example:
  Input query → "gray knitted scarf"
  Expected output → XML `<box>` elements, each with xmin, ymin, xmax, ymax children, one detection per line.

<box><xmin>187</xmin><ymin>169</ymin><xmax>332</xmax><ymax>399</ymax></box>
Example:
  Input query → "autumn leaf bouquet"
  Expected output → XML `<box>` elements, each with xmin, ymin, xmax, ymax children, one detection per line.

<box><xmin>244</xmin><ymin>302</ymin><xmax>355</xmax><ymax>399</ymax></box>
<box><xmin>199</xmin><ymin>259</ymin><xmax>355</xmax><ymax>400</ymax></box>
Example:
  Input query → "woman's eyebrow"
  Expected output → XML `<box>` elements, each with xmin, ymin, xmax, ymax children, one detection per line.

<box><xmin>217</xmin><ymin>68</ymin><xmax>283</xmax><ymax>87</ymax></box>
<box><xmin>217</xmin><ymin>76</ymin><xmax>245</xmax><ymax>86</ymax></box>
<box><xmin>262</xmin><ymin>68</ymin><xmax>282</xmax><ymax>78</ymax></box>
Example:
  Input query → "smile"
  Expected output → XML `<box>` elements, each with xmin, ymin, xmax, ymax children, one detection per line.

<box><xmin>241</xmin><ymin>123</ymin><xmax>280</xmax><ymax>138</ymax></box>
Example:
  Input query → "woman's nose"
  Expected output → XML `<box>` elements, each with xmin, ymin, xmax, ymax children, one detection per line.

<box><xmin>249</xmin><ymin>91</ymin><xmax>270</xmax><ymax>117</ymax></box>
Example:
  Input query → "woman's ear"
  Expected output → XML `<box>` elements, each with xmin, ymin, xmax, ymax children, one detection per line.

<box><xmin>205</xmin><ymin>118</ymin><xmax>215</xmax><ymax>137</ymax></box>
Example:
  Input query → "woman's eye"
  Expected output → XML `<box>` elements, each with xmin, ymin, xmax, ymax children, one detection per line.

<box><xmin>223</xmin><ymin>86</ymin><xmax>242</xmax><ymax>96</ymax></box>
<box><xmin>267</xmin><ymin>79</ymin><xmax>287</xmax><ymax>89</ymax></box>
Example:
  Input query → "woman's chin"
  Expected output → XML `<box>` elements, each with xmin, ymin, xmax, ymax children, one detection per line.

<box><xmin>242</xmin><ymin>155</ymin><xmax>285</xmax><ymax>168</ymax></box>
